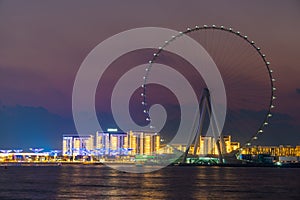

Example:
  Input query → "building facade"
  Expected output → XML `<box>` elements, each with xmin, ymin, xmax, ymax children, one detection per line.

<box><xmin>62</xmin><ymin>134</ymin><xmax>94</xmax><ymax>156</ymax></box>
<box><xmin>161</xmin><ymin>135</ymin><xmax>240</xmax><ymax>156</ymax></box>
<box><xmin>96</xmin><ymin>131</ymin><xmax>127</xmax><ymax>155</ymax></box>
<box><xmin>125</xmin><ymin>131</ymin><xmax>160</xmax><ymax>156</ymax></box>
<box><xmin>241</xmin><ymin>145</ymin><xmax>300</xmax><ymax>157</ymax></box>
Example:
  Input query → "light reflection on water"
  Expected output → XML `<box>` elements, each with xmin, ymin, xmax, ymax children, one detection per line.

<box><xmin>0</xmin><ymin>165</ymin><xmax>299</xmax><ymax>199</ymax></box>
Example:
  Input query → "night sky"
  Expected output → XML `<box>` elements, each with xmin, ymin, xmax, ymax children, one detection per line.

<box><xmin>0</xmin><ymin>0</ymin><xmax>299</xmax><ymax>149</ymax></box>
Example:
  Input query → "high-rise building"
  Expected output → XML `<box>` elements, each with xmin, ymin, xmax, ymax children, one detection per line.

<box><xmin>197</xmin><ymin>135</ymin><xmax>240</xmax><ymax>155</ymax></box>
<box><xmin>95</xmin><ymin>131</ymin><xmax>109</xmax><ymax>154</ymax></box>
<box><xmin>95</xmin><ymin>130</ymin><xmax>127</xmax><ymax>155</ymax></box>
<box><xmin>126</xmin><ymin>131</ymin><xmax>160</xmax><ymax>155</ymax></box>
<box><xmin>199</xmin><ymin>136</ymin><xmax>218</xmax><ymax>155</ymax></box>
<box><xmin>62</xmin><ymin>134</ymin><xmax>94</xmax><ymax>156</ymax></box>
<box><xmin>161</xmin><ymin>135</ymin><xmax>240</xmax><ymax>156</ymax></box>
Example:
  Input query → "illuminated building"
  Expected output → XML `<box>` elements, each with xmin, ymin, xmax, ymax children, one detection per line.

<box><xmin>241</xmin><ymin>145</ymin><xmax>300</xmax><ymax>157</ymax></box>
<box><xmin>190</xmin><ymin>135</ymin><xmax>239</xmax><ymax>155</ymax></box>
<box><xmin>296</xmin><ymin>146</ymin><xmax>300</xmax><ymax>156</ymax></box>
<box><xmin>126</xmin><ymin>131</ymin><xmax>160</xmax><ymax>156</ymax></box>
<box><xmin>0</xmin><ymin>150</ymin><xmax>51</xmax><ymax>162</ymax></box>
<box><xmin>96</xmin><ymin>131</ymin><xmax>109</xmax><ymax>154</ymax></box>
<box><xmin>96</xmin><ymin>130</ymin><xmax>127</xmax><ymax>155</ymax></box>
<box><xmin>161</xmin><ymin>135</ymin><xmax>240</xmax><ymax>156</ymax></box>
<box><xmin>220</xmin><ymin>135</ymin><xmax>240</xmax><ymax>153</ymax></box>
<box><xmin>230</xmin><ymin>142</ymin><xmax>240</xmax><ymax>151</ymax></box>
<box><xmin>198</xmin><ymin>136</ymin><xmax>218</xmax><ymax>155</ymax></box>
<box><xmin>62</xmin><ymin>134</ymin><xmax>94</xmax><ymax>156</ymax></box>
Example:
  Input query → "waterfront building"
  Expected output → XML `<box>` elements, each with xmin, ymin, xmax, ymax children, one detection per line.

<box><xmin>199</xmin><ymin>136</ymin><xmax>218</xmax><ymax>155</ymax></box>
<box><xmin>194</xmin><ymin>135</ymin><xmax>240</xmax><ymax>155</ymax></box>
<box><xmin>0</xmin><ymin>151</ymin><xmax>50</xmax><ymax>162</ymax></box>
<box><xmin>62</xmin><ymin>134</ymin><xmax>94</xmax><ymax>156</ymax></box>
<box><xmin>241</xmin><ymin>145</ymin><xmax>300</xmax><ymax>157</ymax></box>
<box><xmin>96</xmin><ymin>130</ymin><xmax>127</xmax><ymax>155</ymax></box>
<box><xmin>160</xmin><ymin>135</ymin><xmax>240</xmax><ymax>156</ymax></box>
<box><xmin>125</xmin><ymin>131</ymin><xmax>160</xmax><ymax>156</ymax></box>
<box><xmin>296</xmin><ymin>146</ymin><xmax>300</xmax><ymax>156</ymax></box>
<box><xmin>230</xmin><ymin>142</ymin><xmax>240</xmax><ymax>152</ymax></box>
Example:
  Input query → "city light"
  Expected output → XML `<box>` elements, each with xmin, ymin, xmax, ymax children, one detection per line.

<box><xmin>0</xmin><ymin>132</ymin><xmax>299</xmax><ymax>165</ymax></box>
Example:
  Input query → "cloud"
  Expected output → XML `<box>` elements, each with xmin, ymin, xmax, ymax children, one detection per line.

<box><xmin>296</xmin><ymin>88</ymin><xmax>300</xmax><ymax>94</ymax></box>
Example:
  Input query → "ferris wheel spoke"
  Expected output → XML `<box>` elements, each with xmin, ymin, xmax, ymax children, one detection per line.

<box><xmin>142</xmin><ymin>25</ymin><xmax>275</xmax><ymax>151</ymax></box>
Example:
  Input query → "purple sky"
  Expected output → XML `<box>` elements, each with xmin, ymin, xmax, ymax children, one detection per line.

<box><xmin>0</xmin><ymin>0</ymin><xmax>299</xmax><ymax>149</ymax></box>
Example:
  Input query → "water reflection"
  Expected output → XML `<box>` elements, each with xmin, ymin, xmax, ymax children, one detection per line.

<box><xmin>1</xmin><ymin>165</ymin><xmax>299</xmax><ymax>199</ymax></box>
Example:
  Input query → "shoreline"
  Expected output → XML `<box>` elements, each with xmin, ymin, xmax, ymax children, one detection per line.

<box><xmin>1</xmin><ymin>161</ymin><xmax>300</xmax><ymax>168</ymax></box>
<box><xmin>174</xmin><ymin>162</ymin><xmax>300</xmax><ymax>168</ymax></box>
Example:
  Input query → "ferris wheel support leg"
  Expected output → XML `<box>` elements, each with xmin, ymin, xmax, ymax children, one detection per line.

<box><xmin>205</xmin><ymin>89</ymin><xmax>224</xmax><ymax>164</ymax></box>
<box><xmin>182</xmin><ymin>105</ymin><xmax>200</xmax><ymax>163</ymax></box>
<box><xmin>193</xmin><ymin>95</ymin><xmax>207</xmax><ymax>156</ymax></box>
<box><xmin>182</xmin><ymin>146</ymin><xmax>190</xmax><ymax>163</ymax></box>
<box><xmin>183</xmin><ymin>88</ymin><xmax>225</xmax><ymax>164</ymax></box>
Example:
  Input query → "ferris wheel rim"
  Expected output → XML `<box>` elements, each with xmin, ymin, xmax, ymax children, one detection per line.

<box><xmin>142</xmin><ymin>25</ymin><xmax>276</xmax><ymax>150</ymax></box>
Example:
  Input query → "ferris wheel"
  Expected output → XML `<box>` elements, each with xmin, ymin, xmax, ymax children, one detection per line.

<box><xmin>141</xmin><ymin>25</ymin><xmax>276</xmax><ymax>150</ymax></box>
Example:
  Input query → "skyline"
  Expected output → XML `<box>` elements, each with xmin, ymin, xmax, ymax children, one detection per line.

<box><xmin>0</xmin><ymin>0</ymin><xmax>300</xmax><ymax>149</ymax></box>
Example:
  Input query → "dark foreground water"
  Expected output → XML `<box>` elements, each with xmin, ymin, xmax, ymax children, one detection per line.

<box><xmin>0</xmin><ymin>165</ymin><xmax>299</xmax><ymax>200</ymax></box>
